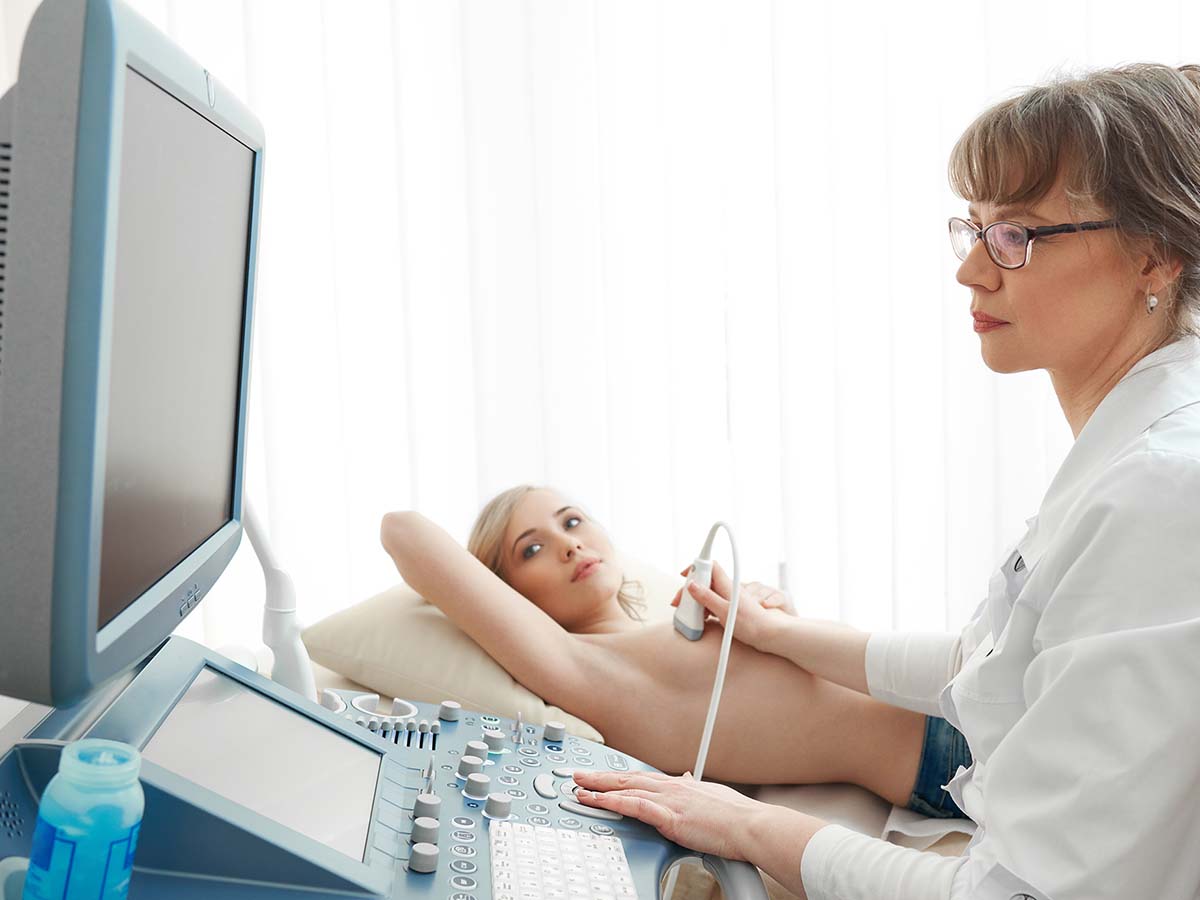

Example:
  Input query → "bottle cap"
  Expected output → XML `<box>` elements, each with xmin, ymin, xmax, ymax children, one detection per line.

<box><xmin>59</xmin><ymin>739</ymin><xmax>141</xmax><ymax>790</ymax></box>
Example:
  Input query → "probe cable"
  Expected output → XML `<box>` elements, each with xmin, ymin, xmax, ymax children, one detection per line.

<box><xmin>691</xmin><ymin>521</ymin><xmax>740</xmax><ymax>782</ymax></box>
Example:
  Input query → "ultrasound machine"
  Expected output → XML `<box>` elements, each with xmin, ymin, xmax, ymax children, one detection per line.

<box><xmin>0</xmin><ymin>2</ymin><xmax>768</xmax><ymax>898</ymax></box>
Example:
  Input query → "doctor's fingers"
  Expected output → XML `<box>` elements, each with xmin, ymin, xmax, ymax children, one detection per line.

<box><xmin>572</xmin><ymin>770</ymin><xmax>671</xmax><ymax>792</ymax></box>
<box><xmin>710</xmin><ymin>562</ymin><xmax>734</xmax><ymax>599</ymax></box>
<box><xmin>575</xmin><ymin>789</ymin><xmax>672</xmax><ymax>830</ymax></box>
<box><xmin>673</xmin><ymin>560</ymin><xmax>734</xmax><ymax>606</ymax></box>
<box><xmin>687</xmin><ymin>581</ymin><xmax>731</xmax><ymax>623</ymax></box>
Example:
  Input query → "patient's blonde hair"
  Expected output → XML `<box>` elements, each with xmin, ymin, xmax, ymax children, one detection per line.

<box><xmin>468</xmin><ymin>485</ymin><xmax>646</xmax><ymax>622</ymax></box>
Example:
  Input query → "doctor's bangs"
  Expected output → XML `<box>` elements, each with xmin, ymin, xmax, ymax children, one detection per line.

<box><xmin>947</xmin><ymin>73</ymin><xmax>1106</xmax><ymax>218</ymax></box>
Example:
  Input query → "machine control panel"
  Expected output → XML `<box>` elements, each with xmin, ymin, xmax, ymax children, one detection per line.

<box><xmin>321</xmin><ymin>689</ymin><xmax>674</xmax><ymax>900</ymax></box>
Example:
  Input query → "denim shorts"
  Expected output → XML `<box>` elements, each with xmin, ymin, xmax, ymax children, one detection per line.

<box><xmin>906</xmin><ymin>715</ymin><xmax>973</xmax><ymax>818</ymax></box>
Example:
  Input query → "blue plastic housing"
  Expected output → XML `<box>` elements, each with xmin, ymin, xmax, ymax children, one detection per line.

<box><xmin>60</xmin><ymin>0</ymin><xmax>263</xmax><ymax>703</ymax></box>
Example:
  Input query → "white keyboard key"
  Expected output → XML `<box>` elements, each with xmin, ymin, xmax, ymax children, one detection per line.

<box><xmin>492</xmin><ymin>823</ymin><xmax>638</xmax><ymax>900</ymax></box>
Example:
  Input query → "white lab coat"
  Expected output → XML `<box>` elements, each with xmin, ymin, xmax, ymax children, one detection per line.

<box><xmin>801</xmin><ymin>334</ymin><xmax>1200</xmax><ymax>900</ymax></box>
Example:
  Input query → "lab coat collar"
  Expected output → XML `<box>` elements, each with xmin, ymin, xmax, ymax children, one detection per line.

<box><xmin>1019</xmin><ymin>334</ymin><xmax>1200</xmax><ymax>569</ymax></box>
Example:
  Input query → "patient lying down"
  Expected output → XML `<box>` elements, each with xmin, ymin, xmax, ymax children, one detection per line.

<box><xmin>380</xmin><ymin>486</ymin><xmax>924</xmax><ymax>806</ymax></box>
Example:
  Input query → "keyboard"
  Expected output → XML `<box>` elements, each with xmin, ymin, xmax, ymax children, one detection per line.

<box><xmin>490</xmin><ymin>821</ymin><xmax>639</xmax><ymax>900</ymax></box>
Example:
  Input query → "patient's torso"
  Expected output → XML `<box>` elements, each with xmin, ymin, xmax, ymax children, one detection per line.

<box><xmin>570</xmin><ymin>622</ymin><xmax>869</xmax><ymax>783</ymax></box>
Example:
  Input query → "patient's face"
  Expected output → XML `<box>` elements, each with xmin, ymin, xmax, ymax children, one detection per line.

<box><xmin>501</xmin><ymin>489</ymin><xmax>623</xmax><ymax>630</ymax></box>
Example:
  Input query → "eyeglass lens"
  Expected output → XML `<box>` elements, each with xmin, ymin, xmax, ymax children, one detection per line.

<box><xmin>950</xmin><ymin>219</ymin><xmax>1028</xmax><ymax>268</ymax></box>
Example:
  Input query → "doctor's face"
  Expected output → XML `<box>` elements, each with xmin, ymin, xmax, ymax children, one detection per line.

<box><xmin>500</xmin><ymin>489</ymin><xmax>623</xmax><ymax>630</ymax></box>
<box><xmin>954</xmin><ymin>169</ymin><xmax>1160</xmax><ymax>378</ymax></box>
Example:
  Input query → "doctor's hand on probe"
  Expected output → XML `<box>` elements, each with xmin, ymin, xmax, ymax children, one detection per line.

<box><xmin>572</xmin><ymin>770</ymin><xmax>827</xmax><ymax>900</ymax></box>
<box><xmin>674</xmin><ymin>563</ymin><xmax>870</xmax><ymax>693</ymax></box>
<box><xmin>671</xmin><ymin>562</ymin><xmax>796</xmax><ymax>654</ymax></box>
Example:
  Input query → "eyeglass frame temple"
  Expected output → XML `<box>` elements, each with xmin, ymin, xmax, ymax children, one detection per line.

<box><xmin>948</xmin><ymin>217</ymin><xmax>1118</xmax><ymax>268</ymax></box>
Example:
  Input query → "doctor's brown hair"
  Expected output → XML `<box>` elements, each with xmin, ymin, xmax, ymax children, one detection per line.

<box><xmin>467</xmin><ymin>485</ymin><xmax>646</xmax><ymax>622</ymax></box>
<box><xmin>948</xmin><ymin>62</ymin><xmax>1200</xmax><ymax>341</ymax></box>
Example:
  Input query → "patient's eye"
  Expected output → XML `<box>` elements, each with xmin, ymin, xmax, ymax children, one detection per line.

<box><xmin>564</xmin><ymin>515</ymin><xmax>582</xmax><ymax>529</ymax></box>
<box><xmin>522</xmin><ymin>542</ymin><xmax>543</xmax><ymax>560</ymax></box>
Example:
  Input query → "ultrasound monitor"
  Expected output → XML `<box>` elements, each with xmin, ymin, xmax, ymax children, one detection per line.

<box><xmin>0</xmin><ymin>0</ymin><xmax>264</xmax><ymax>705</ymax></box>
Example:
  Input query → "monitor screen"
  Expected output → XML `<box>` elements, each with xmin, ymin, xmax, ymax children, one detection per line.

<box><xmin>141</xmin><ymin>668</ymin><xmax>381</xmax><ymax>860</ymax></box>
<box><xmin>97</xmin><ymin>67</ymin><xmax>254</xmax><ymax>628</ymax></box>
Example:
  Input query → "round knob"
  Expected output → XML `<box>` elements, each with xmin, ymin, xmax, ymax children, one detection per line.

<box><xmin>411</xmin><ymin>816</ymin><xmax>439</xmax><ymax>844</ymax></box>
<box><xmin>413</xmin><ymin>793</ymin><xmax>442</xmax><ymax>820</ymax></box>
<box><xmin>409</xmin><ymin>842</ymin><xmax>439</xmax><ymax>874</ymax></box>
<box><xmin>465</xmin><ymin>740</ymin><xmax>489</xmax><ymax>759</ymax></box>
<box><xmin>483</xmin><ymin>729</ymin><xmax>506</xmax><ymax>753</ymax></box>
<box><xmin>368</xmin><ymin>717</ymin><xmax>380</xmax><ymax>731</ymax></box>
<box><xmin>484</xmin><ymin>792</ymin><xmax>512</xmax><ymax>819</ymax></box>
<box><xmin>464</xmin><ymin>773</ymin><xmax>491</xmax><ymax>800</ymax></box>
<box><xmin>543</xmin><ymin>721</ymin><xmax>566</xmax><ymax>743</ymax></box>
<box><xmin>418</xmin><ymin>720</ymin><xmax>430</xmax><ymax>733</ymax></box>
<box><xmin>437</xmin><ymin>700</ymin><xmax>462</xmax><ymax>722</ymax></box>
<box><xmin>457</xmin><ymin>755</ymin><xmax>484</xmax><ymax>779</ymax></box>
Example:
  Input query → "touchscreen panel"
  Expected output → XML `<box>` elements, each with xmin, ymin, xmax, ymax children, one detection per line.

<box><xmin>142</xmin><ymin>668</ymin><xmax>379</xmax><ymax>860</ymax></box>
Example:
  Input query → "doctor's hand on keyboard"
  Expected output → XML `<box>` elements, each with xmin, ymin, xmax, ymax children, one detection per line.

<box><xmin>571</xmin><ymin>770</ymin><xmax>765</xmax><ymax>863</ymax></box>
<box><xmin>671</xmin><ymin>564</ymin><xmax>796</xmax><ymax>654</ymax></box>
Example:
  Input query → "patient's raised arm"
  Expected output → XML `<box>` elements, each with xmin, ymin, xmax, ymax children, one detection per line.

<box><xmin>378</xmin><ymin>511</ymin><xmax>594</xmax><ymax>706</ymax></box>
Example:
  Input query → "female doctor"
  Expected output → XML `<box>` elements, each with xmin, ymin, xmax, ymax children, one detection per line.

<box><xmin>574</xmin><ymin>62</ymin><xmax>1200</xmax><ymax>900</ymax></box>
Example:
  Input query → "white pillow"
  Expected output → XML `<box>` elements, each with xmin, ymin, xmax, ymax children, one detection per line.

<box><xmin>301</xmin><ymin>558</ymin><xmax>681</xmax><ymax>744</ymax></box>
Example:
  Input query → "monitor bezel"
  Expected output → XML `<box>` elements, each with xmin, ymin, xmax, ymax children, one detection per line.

<box><xmin>56</xmin><ymin>0</ymin><xmax>264</xmax><ymax>698</ymax></box>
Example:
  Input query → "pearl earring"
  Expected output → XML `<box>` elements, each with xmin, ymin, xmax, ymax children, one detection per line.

<box><xmin>1147</xmin><ymin>293</ymin><xmax>1159</xmax><ymax>315</ymax></box>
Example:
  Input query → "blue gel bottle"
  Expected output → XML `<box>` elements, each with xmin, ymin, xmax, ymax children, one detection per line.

<box><xmin>22</xmin><ymin>740</ymin><xmax>143</xmax><ymax>900</ymax></box>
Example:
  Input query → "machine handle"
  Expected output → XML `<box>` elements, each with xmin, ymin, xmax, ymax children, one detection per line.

<box><xmin>698</xmin><ymin>855</ymin><xmax>769</xmax><ymax>900</ymax></box>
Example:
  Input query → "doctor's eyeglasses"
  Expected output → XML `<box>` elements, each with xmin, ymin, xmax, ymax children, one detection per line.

<box><xmin>947</xmin><ymin>216</ymin><xmax>1118</xmax><ymax>270</ymax></box>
